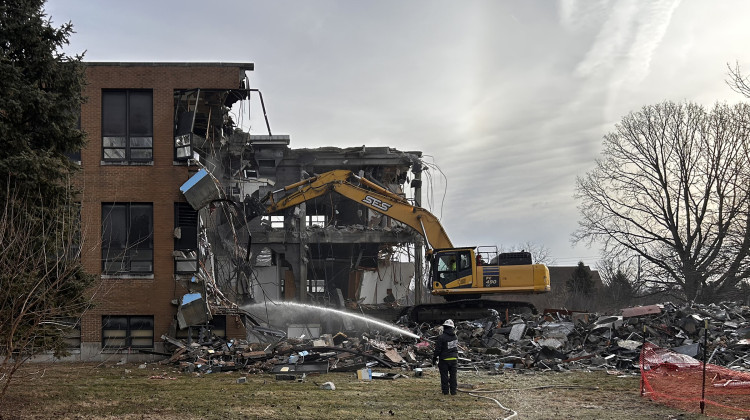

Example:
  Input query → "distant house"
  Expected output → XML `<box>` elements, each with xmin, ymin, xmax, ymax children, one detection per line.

<box><xmin>548</xmin><ymin>265</ymin><xmax>603</xmax><ymax>294</ymax></box>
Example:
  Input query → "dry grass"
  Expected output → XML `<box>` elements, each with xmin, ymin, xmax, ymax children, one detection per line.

<box><xmin>0</xmin><ymin>363</ymin><xmax>704</xmax><ymax>419</ymax></box>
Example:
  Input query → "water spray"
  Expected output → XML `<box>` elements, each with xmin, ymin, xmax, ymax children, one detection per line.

<box><xmin>243</xmin><ymin>301</ymin><xmax>421</xmax><ymax>339</ymax></box>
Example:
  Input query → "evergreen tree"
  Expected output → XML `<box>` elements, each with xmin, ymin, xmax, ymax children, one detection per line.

<box><xmin>566</xmin><ymin>261</ymin><xmax>595</xmax><ymax>296</ymax></box>
<box><xmin>0</xmin><ymin>0</ymin><xmax>93</xmax><ymax>398</ymax></box>
<box><xmin>607</xmin><ymin>269</ymin><xmax>635</xmax><ymax>304</ymax></box>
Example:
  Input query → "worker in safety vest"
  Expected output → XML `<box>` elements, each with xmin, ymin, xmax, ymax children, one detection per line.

<box><xmin>432</xmin><ymin>319</ymin><xmax>458</xmax><ymax>395</ymax></box>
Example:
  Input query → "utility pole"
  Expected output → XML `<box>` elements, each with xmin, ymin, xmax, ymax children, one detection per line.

<box><xmin>297</xmin><ymin>202</ymin><xmax>307</xmax><ymax>303</ymax></box>
<box><xmin>413</xmin><ymin>168</ymin><xmax>424</xmax><ymax>305</ymax></box>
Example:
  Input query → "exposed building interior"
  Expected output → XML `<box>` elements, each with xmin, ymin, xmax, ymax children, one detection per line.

<box><xmin>175</xmin><ymin>83</ymin><xmax>428</xmax><ymax>336</ymax></box>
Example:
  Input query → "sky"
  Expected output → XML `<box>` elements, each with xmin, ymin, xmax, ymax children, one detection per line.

<box><xmin>45</xmin><ymin>0</ymin><xmax>750</xmax><ymax>268</ymax></box>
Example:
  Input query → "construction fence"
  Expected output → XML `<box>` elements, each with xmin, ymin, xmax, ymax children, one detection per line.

<box><xmin>641</xmin><ymin>342</ymin><xmax>750</xmax><ymax>419</ymax></box>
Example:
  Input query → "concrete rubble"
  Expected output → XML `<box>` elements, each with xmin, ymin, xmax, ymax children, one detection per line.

<box><xmin>159</xmin><ymin>301</ymin><xmax>750</xmax><ymax>376</ymax></box>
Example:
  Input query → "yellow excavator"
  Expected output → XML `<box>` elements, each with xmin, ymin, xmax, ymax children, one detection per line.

<box><xmin>251</xmin><ymin>170</ymin><xmax>550</xmax><ymax>322</ymax></box>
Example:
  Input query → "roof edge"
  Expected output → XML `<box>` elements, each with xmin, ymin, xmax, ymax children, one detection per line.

<box><xmin>84</xmin><ymin>62</ymin><xmax>254</xmax><ymax>71</ymax></box>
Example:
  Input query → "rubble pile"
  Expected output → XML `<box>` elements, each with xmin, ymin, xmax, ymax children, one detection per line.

<box><xmin>452</xmin><ymin>301</ymin><xmax>750</xmax><ymax>372</ymax></box>
<box><xmin>160</xmin><ymin>301</ymin><xmax>750</xmax><ymax>376</ymax></box>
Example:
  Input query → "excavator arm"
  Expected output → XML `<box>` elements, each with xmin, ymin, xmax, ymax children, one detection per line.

<box><xmin>254</xmin><ymin>169</ymin><xmax>550</xmax><ymax>323</ymax></box>
<box><xmin>260</xmin><ymin>170</ymin><xmax>453</xmax><ymax>251</ymax></box>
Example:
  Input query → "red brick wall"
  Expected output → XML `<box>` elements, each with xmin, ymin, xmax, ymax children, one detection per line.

<box><xmin>77</xmin><ymin>64</ymin><xmax>248</xmax><ymax>347</ymax></box>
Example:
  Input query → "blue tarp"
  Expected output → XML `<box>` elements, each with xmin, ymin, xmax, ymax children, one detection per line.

<box><xmin>182</xmin><ymin>292</ymin><xmax>203</xmax><ymax>305</ymax></box>
<box><xmin>179</xmin><ymin>169</ymin><xmax>208</xmax><ymax>194</ymax></box>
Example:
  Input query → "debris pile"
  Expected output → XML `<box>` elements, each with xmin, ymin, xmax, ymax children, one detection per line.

<box><xmin>448</xmin><ymin>301</ymin><xmax>750</xmax><ymax>372</ymax></box>
<box><xmin>159</xmin><ymin>301</ymin><xmax>750</xmax><ymax>375</ymax></box>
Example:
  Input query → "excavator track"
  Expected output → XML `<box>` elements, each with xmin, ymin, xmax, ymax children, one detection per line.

<box><xmin>397</xmin><ymin>299</ymin><xmax>537</xmax><ymax>324</ymax></box>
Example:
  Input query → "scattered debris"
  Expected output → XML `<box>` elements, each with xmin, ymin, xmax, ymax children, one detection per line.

<box><xmin>148</xmin><ymin>374</ymin><xmax>177</xmax><ymax>380</ymax></box>
<box><xmin>159</xmin><ymin>301</ymin><xmax>750</xmax><ymax>376</ymax></box>
<box><xmin>357</xmin><ymin>368</ymin><xmax>372</xmax><ymax>381</ymax></box>
<box><xmin>320</xmin><ymin>381</ymin><xmax>336</xmax><ymax>390</ymax></box>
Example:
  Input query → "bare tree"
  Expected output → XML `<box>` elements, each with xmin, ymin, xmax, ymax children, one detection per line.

<box><xmin>0</xmin><ymin>0</ymin><xmax>92</xmax><ymax>401</ymax></box>
<box><xmin>0</xmin><ymin>184</ymin><xmax>94</xmax><ymax>399</ymax></box>
<box><xmin>574</xmin><ymin>101</ymin><xmax>750</xmax><ymax>302</ymax></box>
<box><xmin>498</xmin><ymin>242</ymin><xmax>555</xmax><ymax>265</ymax></box>
<box><xmin>726</xmin><ymin>62</ymin><xmax>750</xmax><ymax>98</ymax></box>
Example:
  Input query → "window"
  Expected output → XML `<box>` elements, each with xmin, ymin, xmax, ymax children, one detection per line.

<box><xmin>102</xmin><ymin>316</ymin><xmax>154</xmax><ymax>349</ymax></box>
<box><xmin>102</xmin><ymin>203</ymin><xmax>153</xmax><ymax>274</ymax></box>
<box><xmin>308</xmin><ymin>279</ymin><xmax>325</xmax><ymax>294</ymax></box>
<box><xmin>102</xmin><ymin>90</ymin><xmax>153</xmax><ymax>162</ymax></box>
<box><xmin>307</xmin><ymin>214</ymin><xmax>326</xmax><ymax>227</ymax></box>
<box><xmin>61</xmin><ymin>318</ymin><xmax>81</xmax><ymax>349</ymax></box>
<box><xmin>175</xmin><ymin>316</ymin><xmax>226</xmax><ymax>341</ymax></box>
<box><xmin>174</xmin><ymin>110</ymin><xmax>194</xmax><ymax>160</ymax></box>
<box><xmin>174</xmin><ymin>203</ymin><xmax>198</xmax><ymax>274</ymax></box>
<box><xmin>436</xmin><ymin>253</ymin><xmax>458</xmax><ymax>285</ymax></box>
<box><xmin>261</xmin><ymin>215</ymin><xmax>284</xmax><ymax>229</ymax></box>
<box><xmin>39</xmin><ymin>318</ymin><xmax>80</xmax><ymax>350</ymax></box>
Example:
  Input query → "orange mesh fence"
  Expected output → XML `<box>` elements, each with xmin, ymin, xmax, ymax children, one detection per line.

<box><xmin>640</xmin><ymin>343</ymin><xmax>750</xmax><ymax>419</ymax></box>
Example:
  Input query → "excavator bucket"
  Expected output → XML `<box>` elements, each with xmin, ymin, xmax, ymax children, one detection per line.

<box><xmin>242</xmin><ymin>195</ymin><xmax>268</xmax><ymax>222</ymax></box>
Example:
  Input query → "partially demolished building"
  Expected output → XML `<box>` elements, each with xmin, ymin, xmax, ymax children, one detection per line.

<box><xmin>70</xmin><ymin>62</ymin><xmax>425</xmax><ymax>361</ymax></box>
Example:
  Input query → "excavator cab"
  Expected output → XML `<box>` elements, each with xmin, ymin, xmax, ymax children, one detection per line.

<box><xmin>432</xmin><ymin>249</ymin><xmax>476</xmax><ymax>297</ymax></box>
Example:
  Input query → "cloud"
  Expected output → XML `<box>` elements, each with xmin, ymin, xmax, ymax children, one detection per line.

<box><xmin>44</xmin><ymin>0</ymin><xmax>750</xmax><ymax>266</ymax></box>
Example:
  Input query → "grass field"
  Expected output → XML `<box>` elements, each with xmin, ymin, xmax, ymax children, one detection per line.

<box><xmin>0</xmin><ymin>363</ymin><xmax>704</xmax><ymax>419</ymax></box>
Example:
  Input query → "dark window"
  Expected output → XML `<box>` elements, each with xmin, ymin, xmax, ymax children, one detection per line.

<box><xmin>102</xmin><ymin>203</ymin><xmax>153</xmax><ymax>274</ymax></box>
<box><xmin>65</xmin><ymin>149</ymin><xmax>82</xmax><ymax>163</ymax></box>
<box><xmin>175</xmin><ymin>315</ymin><xmax>226</xmax><ymax>341</ymax></box>
<box><xmin>61</xmin><ymin>318</ymin><xmax>81</xmax><ymax>349</ymax></box>
<box><xmin>174</xmin><ymin>111</ymin><xmax>194</xmax><ymax>160</ymax></box>
<box><xmin>174</xmin><ymin>203</ymin><xmax>198</xmax><ymax>274</ymax></box>
<box><xmin>102</xmin><ymin>315</ymin><xmax>154</xmax><ymax>349</ymax></box>
<box><xmin>102</xmin><ymin>90</ymin><xmax>153</xmax><ymax>162</ymax></box>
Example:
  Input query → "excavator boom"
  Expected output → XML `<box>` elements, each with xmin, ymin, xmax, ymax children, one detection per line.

<box><xmin>262</xmin><ymin>170</ymin><xmax>453</xmax><ymax>250</ymax></box>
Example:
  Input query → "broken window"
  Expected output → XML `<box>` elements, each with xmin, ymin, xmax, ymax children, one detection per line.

<box><xmin>102</xmin><ymin>315</ymin><xmax>154</xmax><ymax>349</ymax></box>
<box><xmin>261</xmin><ymin>215</ymin><xmax>284</xmax><ymax>229</ymax></box>
<box><xmin>308</xmin><ymin>279</ymin><xmax>326</xmax><ymax>294</ymax></box>
<box><xmin>102</xmin><ymin>203</ymin><xmax>153</xmax><ymax>275</ymax></box>
<box><xmin>102</xmin><ymin>90</ymin><xmax>153</xmax><ymax>162</ymax></box>
<box><xmin>174</xmin><ymin>110</ymin><xmax>195</xmax><ymax>160</ymax></box>
<box><xmin>307</xmin><ymin>214</ymin><xmax>326</xmax><ymax>227</ymax></box>
<box><xmin>175</xmin><ymin>315</ymin><xmax>227</xmax><ymax>341</ymax></box>
<box><xmin>174</xmin><ymin>89</ymin><xmax>249</xmax><ymax>161</ymax></box>
<box><xmin>174</xmin><ymin>203</ymin><xmax>198</xmax><ymax>274</ymax></box>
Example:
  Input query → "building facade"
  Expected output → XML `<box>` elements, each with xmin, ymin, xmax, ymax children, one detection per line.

<box><xmin>69</xmin><ymin>62</ymin><xmax>425</xmax><ymax>361</ymax></box>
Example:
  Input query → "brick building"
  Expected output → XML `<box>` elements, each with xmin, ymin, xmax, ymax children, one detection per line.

<box><xmin>68</xmin><ymin>62</ymin><xmax>424</xmax><ymax>361</ymax></box>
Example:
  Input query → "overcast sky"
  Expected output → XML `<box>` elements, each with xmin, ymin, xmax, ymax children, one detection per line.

<box><xmin>46</xmin><ymin>0</ymin><xmax>750</xmax><ymax>267</ymax></box>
